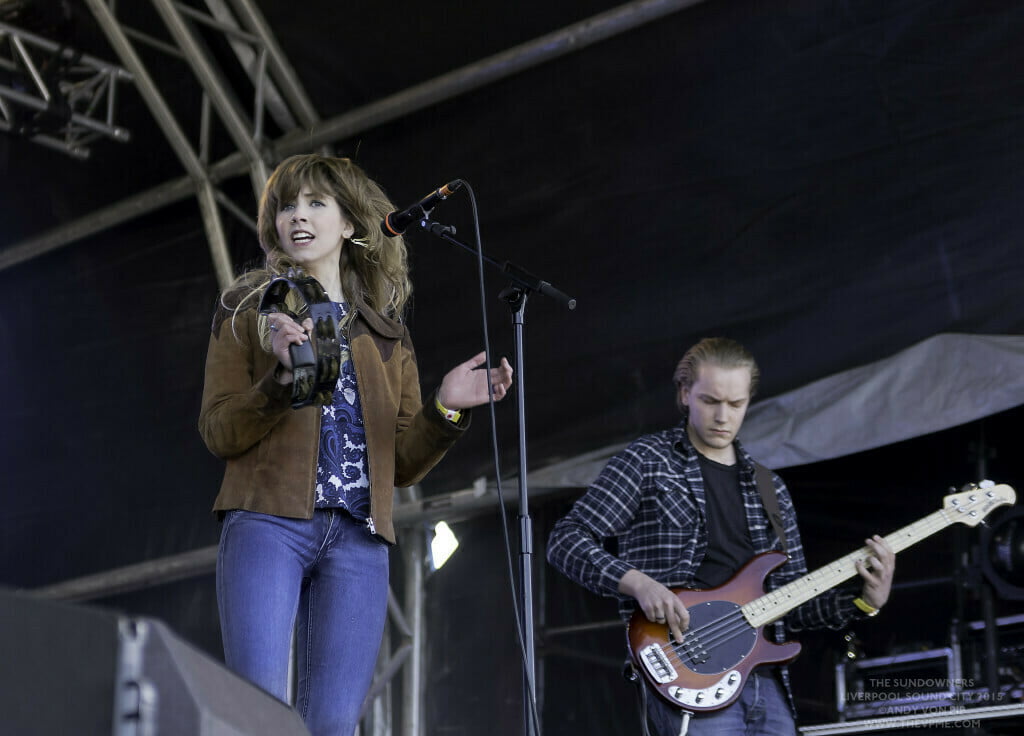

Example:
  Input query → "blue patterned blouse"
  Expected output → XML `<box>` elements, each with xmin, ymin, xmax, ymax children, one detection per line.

<box><xmin>314</xmin><ymin>302</ymin><xmax>370</xmax><ymax>518</ymax></box>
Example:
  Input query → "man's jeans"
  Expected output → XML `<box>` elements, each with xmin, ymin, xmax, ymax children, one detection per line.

<box><xmin>646</xmin><ymin>667</ymin><xmax>796</xmax><ymax>736</ymax></box>
<box><xmin>217</xmin><ymin>509</ymin><xmax>389</xmax><ymax>736</ymax></box>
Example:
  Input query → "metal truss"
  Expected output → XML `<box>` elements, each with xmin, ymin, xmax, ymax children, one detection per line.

<box><xmin>0</xmin><ymin>0</ymin><xmax>704</xmax><ymax>278</ymax></box>
<box><xmin>0</xmin><ymin>0</ymin><xmax>323</xmax><ymax>287</ymax></box>
<box><xmin>0</xmin><ymin>19</ymin><xmax>132</xmax><ymax>159</ymax></box>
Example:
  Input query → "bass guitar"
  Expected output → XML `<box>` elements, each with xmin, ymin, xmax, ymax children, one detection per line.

<box><xmin>627</xmin><ymin>483</ymin><xmax>1016</xmax><ymax>712</ymax></box>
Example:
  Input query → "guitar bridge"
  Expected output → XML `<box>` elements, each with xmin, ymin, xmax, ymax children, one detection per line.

<box><xmin>638</xmin><ymin>643</ymin><xmax>678</xmax><ymax>684</ymax></box>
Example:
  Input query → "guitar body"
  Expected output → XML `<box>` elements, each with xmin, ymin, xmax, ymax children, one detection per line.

<box><xmin>627</xmin><ymin>552</ymin><xmax>801</xmax><ymax>712</ymax></box>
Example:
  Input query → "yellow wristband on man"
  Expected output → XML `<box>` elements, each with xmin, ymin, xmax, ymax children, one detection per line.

<box><xmin>853</xmin><ymin>597</ymin><xmax>879</xmax><ymax>617</ymax></box>
<box><xmin>435</xmin><ymin>396</ymin><xmax>462</xmax><ymax>424</ymax></box>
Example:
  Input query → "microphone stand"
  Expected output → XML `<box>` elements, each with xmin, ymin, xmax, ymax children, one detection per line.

<box><xmin>418</xmin><ymin>218</ymin><xmax>575</xmax><ymax>736</ymax></box>
<box><xmin>422</xmin><ymin>221</ymin><xmax>577</xmax><ymax>308</ymax></box>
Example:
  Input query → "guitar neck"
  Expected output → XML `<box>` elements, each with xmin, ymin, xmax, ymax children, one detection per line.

<box><xmin>742</xmin><ymin>507</ymin><xmax>955</xmax><ymax>628</ymax></box>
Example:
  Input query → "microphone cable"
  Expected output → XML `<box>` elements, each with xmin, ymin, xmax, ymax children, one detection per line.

<box><xmin>454</xmin><ymin>180</ymin><xmax>544</xmax><ymax>736</ymax></box>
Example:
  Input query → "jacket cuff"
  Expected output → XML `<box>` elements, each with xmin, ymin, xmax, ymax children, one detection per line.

<box><xmin>425</xmin><ymin>388</ymin><xmax>471</xmax><ymax>432</ymax></box>
<box><xmin>604</xmin><ymin>559</ymin><xmax>635</xmax><ymax>597</ymax></box>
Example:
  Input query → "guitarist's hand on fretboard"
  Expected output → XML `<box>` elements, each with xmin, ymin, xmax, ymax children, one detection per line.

<box><xmin>619</xmin><ymin>568</ymin><xmax>690</xmax><ymax>643</ymax></box>
<box><xmin>855</xmin><ymin>534</ymin><xmax>895</xmax><ymax>610</ymax></box>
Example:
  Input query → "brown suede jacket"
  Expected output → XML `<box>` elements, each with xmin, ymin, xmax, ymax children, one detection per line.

<box><xmin>198</xmin><ymin>300</ymin><xmax>469</xmax><ymax>544</ymax></box>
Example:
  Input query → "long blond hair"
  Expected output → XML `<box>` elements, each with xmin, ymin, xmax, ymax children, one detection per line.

<box><xmin>218</xmin><ymin>154</ymin><xmax>412</xmax><ymax>342</ymax></box>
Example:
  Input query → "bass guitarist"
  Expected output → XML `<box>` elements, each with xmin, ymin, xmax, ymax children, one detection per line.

<box><xmin>546</xmin><ymin>337</ymin><xmax>895</xmax><ymax>736</ymax></box>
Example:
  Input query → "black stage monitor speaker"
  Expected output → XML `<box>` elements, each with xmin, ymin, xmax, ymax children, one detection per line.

<box><xmin>0</xmin><ymin>588</ymin><xmax>310</xmax><ymax>735</ymax></box>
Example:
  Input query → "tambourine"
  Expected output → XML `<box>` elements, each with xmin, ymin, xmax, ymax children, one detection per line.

<box><xmin>258</xmin><ymin>269</ymin><xmax>341</xmax><ymax>408</ymax></box>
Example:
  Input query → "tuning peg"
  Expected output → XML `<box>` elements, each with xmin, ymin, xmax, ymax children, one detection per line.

<box><xmin>979</xmin><ymin>479</ymin><xmax>995</xmax><ymax>488</ymax></box>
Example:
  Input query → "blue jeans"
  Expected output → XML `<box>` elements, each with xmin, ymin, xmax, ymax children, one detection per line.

<box><xmin>217</xmin><ymin>509</ymin><xmax>389</xmax><ymax>736</ymax></box>
<box><xmin>646</xmin><ymin>668</ymin><xmax>796</xmax><ymax>736</ymax></box>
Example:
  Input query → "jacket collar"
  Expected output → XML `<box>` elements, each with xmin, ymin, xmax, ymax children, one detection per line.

<box><xmin>348</xmin><ymin>291</ymin><xmax>405</xmax><ymax>339</ymax></box>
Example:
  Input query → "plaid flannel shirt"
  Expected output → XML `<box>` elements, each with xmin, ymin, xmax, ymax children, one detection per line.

<box><xmin>546</xmin><ymin>421</ymin><xmax>863</xmax><ymax>712</ymax></box>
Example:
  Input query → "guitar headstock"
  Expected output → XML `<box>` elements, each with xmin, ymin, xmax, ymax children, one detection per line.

<box><xmin>943</xmin><ymin>482</ymin><xmax>1017</xmax><ymax>527</ymax></box>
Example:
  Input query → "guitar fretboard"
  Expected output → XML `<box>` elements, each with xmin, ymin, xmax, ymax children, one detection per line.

<box><xmin>741</xmin><ymin>487</ymin><xmax>1011</xmax><ymax>628</ymax></box>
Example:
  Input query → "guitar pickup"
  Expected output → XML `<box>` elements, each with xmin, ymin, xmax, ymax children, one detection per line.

<box><xmin>639</xmin><ymin>643</ymin><xmax>678</xmax><ymax>684</ymax></box>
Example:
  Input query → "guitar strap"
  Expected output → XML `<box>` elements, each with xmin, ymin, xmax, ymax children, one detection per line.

<box><xmin>754</xmin><ymin>462</ymin><xmax>789</xmax><ymax>556</ymax></box>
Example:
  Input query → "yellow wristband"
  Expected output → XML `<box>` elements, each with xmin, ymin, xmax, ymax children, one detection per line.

<box><xmin>435</xmin><ymin>396</ymin><xmax>462</xmax><ymax>423</ymax></box>
<box><xmin>853</xmin><ymin>597</ymin><xmax>879</xmax><ymax>617</ymax></box>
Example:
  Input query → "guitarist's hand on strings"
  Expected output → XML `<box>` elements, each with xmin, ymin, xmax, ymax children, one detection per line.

<box><xmin>619</xmin><ymin>569</ymin><xmax>690</xmax><ymax>642</ymax></box>
<box><xmin>855</xmin><ymin>534</ymin><xmax>895</xmax><ymax>610</ymax></box>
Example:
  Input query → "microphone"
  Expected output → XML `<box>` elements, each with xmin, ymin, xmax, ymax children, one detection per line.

<box><xmin>380</xmin><ymin>180</ymin><xmax>463</xmax><ymax>237</ymax></box>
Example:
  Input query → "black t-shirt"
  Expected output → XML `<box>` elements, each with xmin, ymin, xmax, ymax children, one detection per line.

<box><xmin>692</xmin><ymin>454</ymin><xmax>756</xmax><ymax>589</ymax></box>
